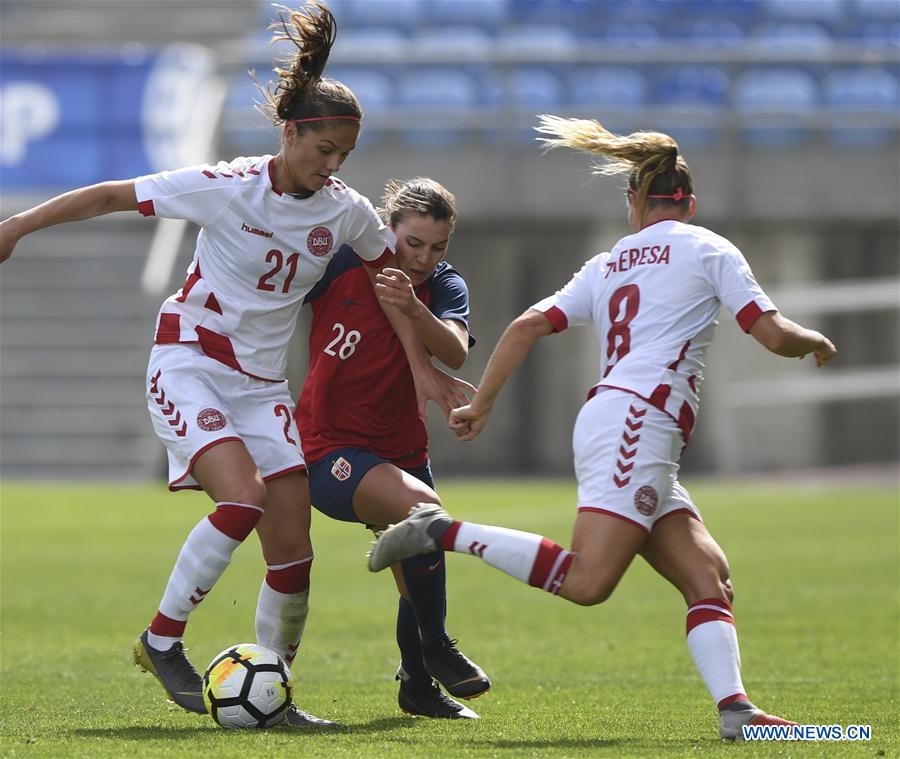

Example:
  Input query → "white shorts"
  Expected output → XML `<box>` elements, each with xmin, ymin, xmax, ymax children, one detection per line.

<box><xmin>146</xmin><ymin>344</ymin><xmax>305</xmax><ymax>491</ymax></box>
<box><xmin>572</xmin><ymin>387</ymin><xmax>701</xmax><ymax>533</ymax></box>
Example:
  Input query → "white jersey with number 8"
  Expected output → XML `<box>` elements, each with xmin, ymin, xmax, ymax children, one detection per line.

<box><xmin>135</xmin><ymin>155</ymin><xmax>395</xmax><ymax>382</ymax></box>
<box><xmin>532</xmin><ymin>219</ymin><xmax>775</xmax><ymax>443</ymax></box>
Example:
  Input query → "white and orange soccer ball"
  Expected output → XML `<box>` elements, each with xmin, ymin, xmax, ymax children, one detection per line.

<box><xmin>202</xmin><ymin>643</ymin><xmax>293</xmax><ymax>729</ymax></box>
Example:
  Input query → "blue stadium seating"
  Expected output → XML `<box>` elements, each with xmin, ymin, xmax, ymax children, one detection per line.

<box><xmin>597</xmin><ymin>21</ymin><xmax>661</xmax><ymax>48</ymax></box>
<box><xmin>673</xmin><ymin>0</ymin><xmax>761</xmax><ymax>25</ymax></box>
<box><xmin>655</xmin><ymin>66</ymin><xmax>730</xmax><ymax>145</ymax></box>
<box><xmin>733</xmin><ymin>67</ymin><xmax>818</xmax><ymax>146</ymax></box>
<box><xmin>331</xmin><ymin>28</ymin><xmax>409</xmax><ymax>65</ymax></box>
<box><xmin>425</xmin><ymin>0</ymin><xmax>510</xmax><ymax>31</ymax></box>
<box><xmin>496</xmin><ymin>24</ymin><xmax>579</xmax><ymax>57</ymax></box>
<box><xmin>674</xmin><ymin>19</ymin><xmax>747</xmax><ymax>46</ymax></box>
<box><xmin>750</xmin><ymin>22</ymin><xmax>834</xmax><ymax>50</ymax></box>
<box><xmin>823</xmin><ymin>67</ymin><xmax>900</xmax><ymax>146</ymax></box>
<box><xmin>342</xmin><ymin>0</ymin><xmax>425</xmax><ymax>32</ymax></box>
<box><xmin>761</xmin><ymin>0</ymin><xmax>846</xmax><ymax>25</ymax></box>
<box><xmin>411</xmin><ymin>26</ymin><xmax>493</xmax><ymax>62</ymax></box>
<box><xmin>509</xmin><ymin>0</ymin><xmax>591</xmax><ymax>27</ymax></box>
<box><xmin>856</xmin><ymin>21</ymin><xmax>900</xmax><ymax>48</ymax></box>
<box><xmin>396</xmin><ymin>68</ymin><xmax>479</xmax><ymax>146</ymax></box>
<box><xmin>850</xmin><ymin>0</ymin><xmax>900</xmax><ymax>22</ymax></box>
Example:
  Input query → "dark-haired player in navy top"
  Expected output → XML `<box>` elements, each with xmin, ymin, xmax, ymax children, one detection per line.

<box><xmin>295</xmin><ymin>178</ymin><xmax>489</xmax><ymax>719</ymax></box>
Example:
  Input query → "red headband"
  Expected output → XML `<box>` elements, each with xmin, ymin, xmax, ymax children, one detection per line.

<box><xmin>291</xmin><ymin>115</ymin><xmax>361</xmax><ymax>125</ymax></box>
<box><xmin>643</xmin><ymin>186</ymin><xmax>689</xmax><ymax>202</ymax></box>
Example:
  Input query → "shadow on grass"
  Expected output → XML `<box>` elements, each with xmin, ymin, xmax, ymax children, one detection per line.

<box><xmin>72</xmin><ymin>716</ymin><xmax>417</xmax><ymax>740</ymax></box>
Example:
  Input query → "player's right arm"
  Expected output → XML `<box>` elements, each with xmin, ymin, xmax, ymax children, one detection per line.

<box><xmin>0</xmin><ymin>180</ymin><xmax>138</xmax><ymax>263</ymax></box>
<box><xmin>750</xmin><ymin>311</ymin><xmax>837</xmax><ymax>367</ymax></box>
<box><xmin>450</xmin><ymin>308</ymin><xmax>554</xmax><ymax>441</ymax></box>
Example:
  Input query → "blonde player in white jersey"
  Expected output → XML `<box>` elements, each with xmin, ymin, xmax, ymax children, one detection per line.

<box><xmin>368</xmin><ymin>115</ymin><xmax>837</xmax><ymax>740</ymax></box>
<box><xmin>0</xmin><ymin>2</ymin><xmax>468</xmax><ymax>728</ymax></box>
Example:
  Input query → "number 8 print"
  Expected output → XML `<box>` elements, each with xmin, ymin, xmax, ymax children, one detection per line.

<box><xmin>605</xmin><ymin>284</ymin><xmax>640</xmax><ymax>373</ymax></box>
<box><xmin>323</xmin><ymin>322</ymin><xmax>362</xmax><ymax>360</ymax></box>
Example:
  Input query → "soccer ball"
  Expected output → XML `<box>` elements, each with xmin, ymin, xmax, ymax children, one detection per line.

<box><xmin>203</xmin><ymin>643</ymin><xmax>293</xmax><ymax>729</ymax></box>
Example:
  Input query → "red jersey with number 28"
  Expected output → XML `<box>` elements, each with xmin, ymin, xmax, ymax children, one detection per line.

<box><xmin>296</xmin><ymin>245</ymin><xmax>473</xmax><ymax>467</ymax></box>
<box><xmin>532</xmin><ymin>220</ymin><xmax>776</xmax><ymax>443</ymax></box>
<box><xmin>135</xmin><ymin>155</ymin><xmax>394</xmax><ymax>381</ymax></box>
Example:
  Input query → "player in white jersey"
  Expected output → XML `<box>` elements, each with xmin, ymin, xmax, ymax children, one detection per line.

<box><xmin>367</xmin><ymin>115</ymin><xmax>837</xmax><ymax>740</ymax></box>
<box><xmin>0</xmin><ymin>1</ymin><xmax>468</xmax><ymax>728</ymax></box>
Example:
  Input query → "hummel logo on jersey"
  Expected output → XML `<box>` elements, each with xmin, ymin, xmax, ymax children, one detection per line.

<box><xmin>331</xmin><ymin>457</ymin><xmax>352</xmax><ymax>481</ymax></box>
<box><xmin>241</xmin><ymin>222</ymin><xmax>274</xmax><ymax>239</ymax></box>
<box><xmin>341</xmin><ymin>297</ymin><xmax>361</xmax><ymax>307</ymax></box>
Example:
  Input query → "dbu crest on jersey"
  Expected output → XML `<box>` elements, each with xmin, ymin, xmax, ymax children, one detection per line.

<box><xmin>307</xmin><ymin>226</ymin><xmax>334</xmax><ymax>257</ymax></box>
<box><xmin>634</xmin><ymin>485</ymin><xmax>658</xmax><ymax>516</ymax></box>
<box><xmin>331</xmin><ymin>456</ymin><xmax>352</xmax><ymax>481</ymax></box>
<box><xmin>197</xmin><ymin>408</ymin><xmax>227</xmax><ymax>431</ymax></box>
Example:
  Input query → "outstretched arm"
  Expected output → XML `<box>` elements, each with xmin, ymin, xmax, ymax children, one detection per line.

<box><xmin>450</xmin><ymin>308</ymin><xmax>554</xmax><ymax>441</ymax></box>
<box><xmin>0</xmin><ymin>180</ymin><xmax>138</xmax><ymax>263</ymax></box>
<box><xmin>749</xmin><ymin>311</ymin><xmax>837</xmax><ymax>367</ymax></box>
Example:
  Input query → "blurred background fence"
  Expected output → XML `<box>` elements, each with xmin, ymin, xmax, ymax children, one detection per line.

<box><xmin>1</xmin><ymin>0</ymin><xmax>898</xmax><ymax>481</ymax></box>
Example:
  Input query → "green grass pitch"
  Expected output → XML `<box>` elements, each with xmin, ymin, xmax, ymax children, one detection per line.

<box><xmin>1</xmin><ymin>479</ymin><xmax>897</xmax><ymax>758</ymax></box>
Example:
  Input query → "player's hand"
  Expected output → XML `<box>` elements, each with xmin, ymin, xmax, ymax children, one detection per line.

<box><xmin>411</xmin><ymin>362</ymin><xmax>476</xmax><ymax>421</ymax></box>
<box><xmin>449</xmin><ymin>402</ymin><xmax>490</xmax><ymax>441</ymax></box>
<box><xmin>0</xmin><ymin>217</ymin><xmax>24</xmax><ymax>263</ymax></box>
<box><xmin>375</xmin><ymin>268</ymin><xmax>419</xmax><ymax>316</ymax></box>
<box><xmin>810</xmin><ymin>335</ymin><xmax>837</xmax><ymax>367</ymax></box>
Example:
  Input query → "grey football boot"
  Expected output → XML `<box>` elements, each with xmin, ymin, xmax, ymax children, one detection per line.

<box><xmin>133</xmin><ymin>629</ymin><xmax>206</xmax><ymax>714</ymax></box>
<box><xmin>719</xmin><ymin>706</ymin><xmax>797</xmax><ymax>740</ymax></box>
<box><xmin>368</xmin><ymin>504</ymin><xmax>453</xmax><ymax>572</ymax></box>
<box><xmin>283</xmin><ymin>703</ymin><xmax>338</xmax><ymax>728</ymax></box>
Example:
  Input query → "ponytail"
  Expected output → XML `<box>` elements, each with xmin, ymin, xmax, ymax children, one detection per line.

<box><xmin>261</xmin><ymin>2</ymin><xmax>361</xmax><ymax>127</ymax></box>
<box><xmin>536</xmin><ymin>114</ymin><xmax>693</xmax><ymax>225</ymax></box>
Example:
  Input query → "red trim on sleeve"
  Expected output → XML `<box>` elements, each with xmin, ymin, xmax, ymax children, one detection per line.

<box><xmin>137</xmin><ymin>199</ymin><xmax>156</xmax><ymax>217</ymax></box>
<box><xmin>155</xmin><ymin>313</ymin><xmax>181</xmax><ymax>343</ymax></box>
<box><xmin>362</xmin><ymin>247</ymin><xmax>393</xmax><ymax>269</ymax></box>
<box><xmin>736</xmin><ymin>301</ymin><xmax>766</xmax><ymax>333</ymax></box>
<box><xmin>541</xmin><ymin>305</ymin><xmax>569</xmax><ymax>333</ymax></box>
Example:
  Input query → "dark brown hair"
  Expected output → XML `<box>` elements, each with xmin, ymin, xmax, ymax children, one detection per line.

<box><xmin>261</xmin><ymin>2</ymin><xmax>361</xmax><ymax>128</ymax></box>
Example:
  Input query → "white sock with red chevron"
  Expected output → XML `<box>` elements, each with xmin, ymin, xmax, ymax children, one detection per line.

<box><xmin>439</xmin><ymin>521</ymin><xmax>573</xmax><ymax>593</ymax></box>
<box><xmin>147</xmin><ymin>502</ymin><xmax>263</xmax><ymax>651</ymax></box>
<box><xmin>255</xmin><ymin>557</ymin><xmax>312</xmax><ymax>666</ymax></box>
<box><xmin>685</xmin><ymin>598</ymin><xmax>748</xmax><ymax>709</ymax></box>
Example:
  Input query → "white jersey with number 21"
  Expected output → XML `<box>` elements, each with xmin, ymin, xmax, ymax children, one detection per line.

<box><xmin>532</xmin><ymin>219</ymin><xmax>775</xmax><ymax>443</ymax></box>
<box><xmin>135</xmin><ymin>155</ymin><xmax>395</xmax><ymax>382</ymax></box>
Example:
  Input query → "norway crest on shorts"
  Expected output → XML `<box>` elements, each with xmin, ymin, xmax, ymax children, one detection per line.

<box><xmin>331</xmin><ymin>456</ymin><xmax>352</xmax><ymax>481</ymax></box>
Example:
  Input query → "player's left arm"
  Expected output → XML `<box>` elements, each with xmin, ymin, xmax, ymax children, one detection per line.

<box><xmin>375</xmin><ymin>267</ymin><xmax>468</xmax><ymax>369</ymax></box>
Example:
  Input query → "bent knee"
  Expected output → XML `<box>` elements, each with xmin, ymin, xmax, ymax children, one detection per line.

<box><xmin>228</xmin><ymin>480</ymin><xmax>268</xmax><ymax>509</ymax></box>
<box><xmin>564</xmin><ymin>577</ymin><xmax>619</xmax><ymax>607</ymax></box>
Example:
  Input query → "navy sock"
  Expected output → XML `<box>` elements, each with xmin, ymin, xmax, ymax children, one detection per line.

<box><xmin>396</xmin><ymin>597</ymin><xmax>430</xmax><ymax>688</ymax></box>
<box><xmin>400</xmin><ymin>551</ymin><xmax>450</xmax><ymax>651</ymax></box>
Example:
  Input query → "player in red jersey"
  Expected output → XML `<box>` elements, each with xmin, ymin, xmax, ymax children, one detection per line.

<box><xmin>0</xmin><ymin>2</ymin><xmax>462</xmax><ymax>727</ymax></box>
<box><xmin>368</xmin><ymin>117</ymin><xmax>837</xmax><ymax>740</ymax></box>
<box><xmin>296</xmin><ymin>178</ymin><xmax>488</xmax><ymax>719</ymax></box>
